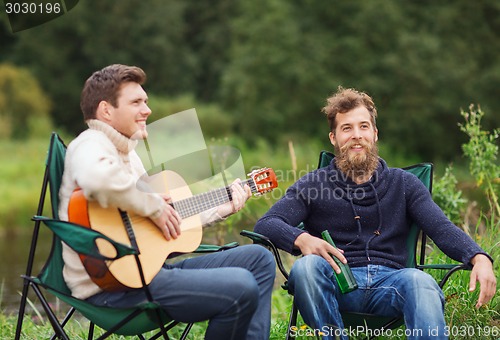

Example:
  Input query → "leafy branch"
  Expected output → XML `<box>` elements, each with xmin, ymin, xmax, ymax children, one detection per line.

<box><xmin>459</xmin><ymin>105</ymin><xmax>500</xmax><ymax>219</ymax></box>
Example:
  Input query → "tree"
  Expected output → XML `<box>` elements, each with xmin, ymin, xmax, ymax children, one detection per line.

<box><xmin>221</xmin><ymin>0</ymin><xmax>333</xmax><ymax>143</ymax></box>
<box><xmin>10</xmin><ymin>0</ymin><xmax>194</xmax><ymax>134</ymax></box>
<box><xmin>221</xmin><ymin>0</ymin><xmax>500</xmax><ymax>161</ymax></box>
<box><xmin>0</xmin><ymin>63</ymin><xmax>52</xmax><ymax>139</ymax></box>
<box><xmin>3</xmin><ymin>0</ymin><xmax>499</xmax><ymax>162</ymax></box>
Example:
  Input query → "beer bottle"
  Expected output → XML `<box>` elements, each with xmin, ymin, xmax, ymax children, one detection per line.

<box><xmin>321</xmin><ymin>230</ymin><xmax>358</xmax><ymax>294</ymax></box>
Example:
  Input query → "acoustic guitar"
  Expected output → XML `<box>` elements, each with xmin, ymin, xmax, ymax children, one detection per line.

<box><xmin>68</xmin><ymin>168</ymin><xmax>278</xmax><ymax>291</ymax></box>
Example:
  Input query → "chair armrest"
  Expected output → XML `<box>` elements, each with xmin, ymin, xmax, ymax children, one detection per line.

<box><xmin>240</xmin><ymin>230</ymin><xmax>291</xmax><ymax>280</ymax></box>
<box><xmin>418</xmin><ymin>263</ymin><xmax>468</xmax><ymax>270</ymax></box>
<box><xmin>417</xmin><ymin>263</ymin><xmax>470</xmax><ymax>288</ymax></box>
<box><xmin>194</xmin><ymin>242</ymin><xmax>239</xmax><ymax>253</ymax></box>
<box><xmin>240</xmin><ymin>230</ymin><xmax>273</xmax><ymax>246</ymax></box>
<box><xmin>33</xmin><ymin>215</ymin><xmax>137</xmax><ymax>260</ymax></box>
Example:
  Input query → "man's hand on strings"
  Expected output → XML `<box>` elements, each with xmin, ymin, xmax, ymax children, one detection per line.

<box><xmin>218</xmin><ymin>179</ymin><xmax>251</xmax><ymax>217</ymax></box>
<box><xmin>151</xmin><ymin>194</ymin><xmax>182</xmax><ymax>241</ymax></box>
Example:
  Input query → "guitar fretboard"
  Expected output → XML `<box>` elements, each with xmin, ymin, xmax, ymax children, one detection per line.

<box><xmin>172</xmin><ymin>178</ymin><xmax>257</xmax><ymax>219</ymax></box>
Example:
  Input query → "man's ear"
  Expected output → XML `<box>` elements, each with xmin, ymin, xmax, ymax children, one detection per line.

<box><xmin>329</xmin><ymin>131</ymin><xmax>336</xmax><ymax>147</ymax></box>
<box><xmin>96</xmin><ymin>101</ymin><xmax>112</xmax><ymax>122</ymax></box>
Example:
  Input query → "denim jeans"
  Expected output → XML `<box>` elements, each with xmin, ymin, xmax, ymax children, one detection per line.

<box><xmin>288</xmin><ymin>255</ymin><xmax>447</xmax><ymax>340</ymax></box>
<box><xmin>87</xmin><ymin>244</ymin><xmax>276</xmax><ymax>340</ymax></box>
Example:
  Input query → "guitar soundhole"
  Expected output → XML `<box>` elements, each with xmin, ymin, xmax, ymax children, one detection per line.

<box><xmin>95</xmin><ymin>237</ymin><xmax>118</xmax><ymax>259</ymax></box>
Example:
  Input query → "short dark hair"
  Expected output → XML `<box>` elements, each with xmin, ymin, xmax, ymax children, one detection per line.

<box><xmin>80</xmin><ymin>64</ymin><xmax>146</xmax><ymax>120</ymax></box>
<box><xmin>322</xmin><ymin>86</ymin><xmax>377</xmax><ymax>132</ymax></box>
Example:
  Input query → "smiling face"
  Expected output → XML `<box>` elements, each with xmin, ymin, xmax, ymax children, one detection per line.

<box><xmin>329</xmin><ymin>105</ymin><xmax>378</xmax><ymax>153</ymax></box>
<box><xmin>329</xmin><ymin>105</ymin><xmax>379</xmax><ymax>183</ymax></box>
<box><xmin>96</xmin><ymin>82</ymin><xmax>152</xmax><ymax>139</ymax></box>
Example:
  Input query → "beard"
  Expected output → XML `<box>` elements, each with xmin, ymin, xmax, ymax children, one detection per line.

<box><xmin>334</xmin><ymin>138</ymin><xmax>379</xmax><ymax>182</ymax></box>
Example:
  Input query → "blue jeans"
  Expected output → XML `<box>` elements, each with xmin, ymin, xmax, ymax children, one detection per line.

<box><xmin>288</xmin><ymin>255</ymin><xmax>446</xmax><ymax>340</ymax></box>
<box><xmin>87</xmin><ymin>244</ymin><xmax>275</xmax><ymax>340</ymax></box>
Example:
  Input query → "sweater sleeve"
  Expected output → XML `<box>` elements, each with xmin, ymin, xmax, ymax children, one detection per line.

<box><xmin>254</xmin><ymin>177</ymin><xmax>311</xmax><ymax>254</ymax></box>
<box><xmin>404</xmin><ymin>172</ymin><xmax>492</xmax><ymax>266</ymax></box>
<box><xmin>69</xmin><ymin>134</ymin><xmax>166</xmax><ymax>219</ymax></box>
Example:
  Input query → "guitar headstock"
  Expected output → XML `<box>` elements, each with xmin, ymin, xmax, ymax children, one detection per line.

<box><xmin>248</xmin><ymin>168</ymin><xmax>278</xmax><ymax>195</ymax></box>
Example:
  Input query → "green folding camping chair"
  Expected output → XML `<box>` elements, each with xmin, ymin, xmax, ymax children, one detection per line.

<box><xmin>241</xmin><ymin>150</ymin><xmax>469</xmax><ymax>339</ymax></box>
<box><xmin>15</xmin><ymin>132</ymin><xmax>238</xmax><ymax>340</ymax></box>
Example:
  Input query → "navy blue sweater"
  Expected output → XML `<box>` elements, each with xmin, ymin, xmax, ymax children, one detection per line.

<box><xmin>254</xmin><ymin>158</ymin><xmax>490</xmax><ymax>269</ymax></box>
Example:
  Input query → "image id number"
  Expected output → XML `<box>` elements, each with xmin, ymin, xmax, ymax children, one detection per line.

<box><xmin>5</xmin><ymin>2</ymin><xmax>61</xmax><ymax>14</ymax></box>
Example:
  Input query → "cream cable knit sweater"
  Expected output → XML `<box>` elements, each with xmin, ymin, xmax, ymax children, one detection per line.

<box><xmin>59</xmin><ymin>120</ymin><xmax>222</xmax><ymax>299</ymax></box>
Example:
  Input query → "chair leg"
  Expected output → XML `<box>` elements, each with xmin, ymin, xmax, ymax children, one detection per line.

<box><xmin>286</xmin><ymin>300</ymin><xmax>299</xmax><ymax>340</ymax></box>
<box><xmin>179</xmin><ymin>323</ymin><xmax>194</xmax><ymax>340</ymax></box>
<box><xmin>31</xmin><ymin>283</ymin><xmax>70</xmax><ymax>340</ymax></box>
<box><xmin>15</xmin><ymin>219</ymin><xmax>46</xmax><ymax>340</ymax></box>
<box><xmin>14</xmin><ymin>278</ymin><xmax>31</xmax><ymax>340</ymax></box>
<box><xmin>50</xmin><ymin>308</ymin><xmax>76</xmax><ymax>340</ymax></box>
<box><xmin>88</xmin><ymin>321</ymin><xmax>95</xmax><ymax>340</ymax></box>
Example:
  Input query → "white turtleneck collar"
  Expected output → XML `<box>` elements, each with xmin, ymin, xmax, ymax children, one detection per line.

<box><xmin>86</xmin><ymin>119</ymin><xmax>138</xmax><ymax>154</ymax></box>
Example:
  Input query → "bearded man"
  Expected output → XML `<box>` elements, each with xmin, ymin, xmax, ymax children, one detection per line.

<box><xmin>254</xmin><ymin>87</ymin><xmax>496</xmax><ymax>340</ymax></box>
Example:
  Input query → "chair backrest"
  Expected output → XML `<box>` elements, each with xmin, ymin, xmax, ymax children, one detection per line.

<box><xmin>46</xmin><ymin>133</ymin><xmax>67</xmax><ymax>218</ymax></box>
<box><xmin>317</xmin><ymin>151</ymin><xmax>433</xmax><ymax>268</ymax></box>
<box><xmin>34</xmin><ymin>133</ymin><xmax>173</xmax><ymax>336</ymax></box>
<box><xmin>38</xmin><ymin>133</ymin><xmax>69</xmax><ymax>293</ymax></box>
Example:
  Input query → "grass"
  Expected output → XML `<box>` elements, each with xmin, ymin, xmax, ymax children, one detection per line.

<box><xmin>3</xmin><ymin>218</ymin><xmax>498</xmax><ymax>339</ymax></box>
<box><xmin>0</xmin><ymin>137</ymin><xmax>51</xmax><ymax>233</ymax></box>
<box><xmin>3</xmin><ymin>252</ymin><xmax>499</xmax><ymax>340</ymax></box>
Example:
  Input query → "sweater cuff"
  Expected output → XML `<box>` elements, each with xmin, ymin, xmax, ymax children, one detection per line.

<box><xmin>201</xmin><ymin>208</ymin><xmax>226</xmax><ymax>227</ymax></box>
<box><xmin>148</xmin><ymin>198</ymin><xmax>168</xmax><ymax>220</ymax></box>
<box><xmin>467</xmin><ymin>252</ymin><xmax>494</xmax><ymax>268</ymax></box>
<box><xmin>149</xmin><ymin>208</ymin><xmax>163</xmax><ymax>220</ymax></box>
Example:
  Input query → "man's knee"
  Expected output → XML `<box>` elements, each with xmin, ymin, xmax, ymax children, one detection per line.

<box><xmin>291</xmin><ymin>255</ymin><xmax>326</xmax><ymax>277</ymax></box>
<box><xmin>255</xmin><ymin>244</ymin><xmax>276</xmax><ymax>268</ymax></box>
<box><xmin>289</xmin><ymin>255</ymin><xmax>332</xmax><ymax>293</ymax></box>
<box><xmin>243</xmin><ymin>244</ymin><xmax>276</xmax><ymax>273</ymax></box>
<box><xmin>235</xmin><ymin>270</ymin><xmax>260</xmax><ymax>311</ymax></box>
<box><xmin>400</xmin><ymin>269</ymin><xmax>444</xmax><ymax>304</ymax></box>
<box><xmin>404</xmin><ymin>269</ymin><xmax>441</xmax><ymax>288</ymax></box>
<box><xmin>225</xmin><ymin>267</ymin><xmax>260</xmax><ymax>297</ymax></box>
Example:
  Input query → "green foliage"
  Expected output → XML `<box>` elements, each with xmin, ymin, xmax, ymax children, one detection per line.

<box><xmin>459</xmin><ymin>105</ymin><xmax>500</xmax><ymax>218</ymax></box>
<box><xmin>433</xmin><ymin>165</ymin><xmax>468</xmax><ymax>226</ymax></box>
<box><xmin>2</xmin><ymin>0</ymin><xmax>242</xmax><ymax>136</ymax></box>
<box><xmin>221</xmin><ymin>0</ymin><xmax>500</xmax><ymax>160</ymax></box>
<box><xmin>222</xmin><ymin>0</ymin><xmax>326</xmax><ymax>142</ymax></box>
<box><xmin>431</xmin><ymin>106</ymin><xmax>499</xmax><ymax>232</ymax></box>
<box><xmin>0</xmin><ymin>63</ymin><xmax>52</xmax><ymax>139</ymax></box>
<box><xmin>422</xmin><ymin>107</ymin><xmax>500</xmax><ymax>337</ymax></box>
<box><xmin>0</xmin><ymin>138</ymin><xmax>48</xmax><ymax>230</ymax></box>
<box><xmin>2</xmin><ymin>0</ymin><xmax>499</xmax><ymax>161</ymax></box>
<box><xmin>425</xmin><ymin>222</ymin><xmax>500</xmax><ymax>339</ymax></box>
<box><xmin>0</xmin><ymin>312</ymin><xmax>206</xmax><ymax>339</ymax></box>
<box><xmin>147</xmin><ymin>93</ymin><xmax>234</xmax><ymax>139</ymax></box>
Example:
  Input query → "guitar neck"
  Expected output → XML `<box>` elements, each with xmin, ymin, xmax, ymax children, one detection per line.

<box><xmin>172</xmin><ymin>178</ymin><xmax>256</xmax><ymax>219</ymax></box>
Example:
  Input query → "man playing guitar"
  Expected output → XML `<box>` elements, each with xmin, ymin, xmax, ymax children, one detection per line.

<box><xmin>58</xmin><ymin>64</ymin><xmax>276</xmax><ymax>340</ymax></box>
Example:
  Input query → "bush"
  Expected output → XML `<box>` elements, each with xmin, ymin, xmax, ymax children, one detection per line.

<box><xmin>147</xmin><ymin>93</ymin><xmax>234</xmax><ymax>139</ymax></box>
<box><xmin>459</xmin><ymin>105</ymin><xmax>500</xmax><ymax>220</ymax></box>
<box><xmin>0</xmin><ymin>63</ymin><xmax>53</xmax><ymax>139</ymax></box>
<box><xmin>433</xmin><ymin>165</ymin><xmax>467</xmax><ymax>226</ymax></box>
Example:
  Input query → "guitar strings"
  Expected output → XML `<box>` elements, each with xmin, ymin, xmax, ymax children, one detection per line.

<box><xmin>173</xmin><ymin>178</ymin><xmax>256</xmax><ymax>219</ymax></box>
